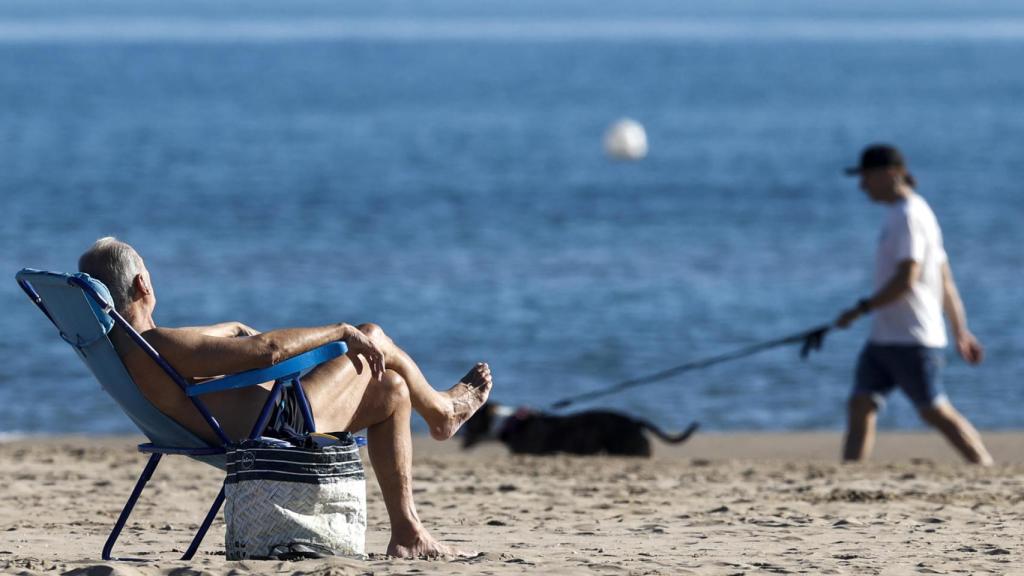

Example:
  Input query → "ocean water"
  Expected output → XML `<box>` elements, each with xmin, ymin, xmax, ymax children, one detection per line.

<box><xmin>2</xmin><ymin>0</ymin><xmax>1023</xmax><ymax>436</ymax></box>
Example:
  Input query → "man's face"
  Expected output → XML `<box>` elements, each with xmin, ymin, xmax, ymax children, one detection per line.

<box><xmin>858</xmin><ymin>167</ymin><xmax>898</xmax><ymax>202</ymax></box>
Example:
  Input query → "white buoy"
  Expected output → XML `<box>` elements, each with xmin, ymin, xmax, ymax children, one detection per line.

<box><xmin>603</xmin><ymin>118</ymin><xmax>648</xmax><ymax>161</ymax></box>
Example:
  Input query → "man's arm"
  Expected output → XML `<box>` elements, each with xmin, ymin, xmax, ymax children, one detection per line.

<box><xmin>144</xmin><ymin>322</ymin><xmax>387</xmax><ymax>380</ymax></box>
<box><xmin>941</xmin><ymin>261</ymin><xmax>984</xmax><ymax>364</ymax></box>
<box><xmin>835</xmin><ymin>259</ymin><xmax>919</xmax><ymax>328</ymax></box>
<box><xmin>175</xmin><ymin>322</ymin><xmax>261</xmax><ymax>338</ymax></box>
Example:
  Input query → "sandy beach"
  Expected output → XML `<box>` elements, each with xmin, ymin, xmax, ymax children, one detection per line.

<box><xmin>2</xmin><ymin>432</ymin><xmax>1022</xmax><ymax>575</ymax></box>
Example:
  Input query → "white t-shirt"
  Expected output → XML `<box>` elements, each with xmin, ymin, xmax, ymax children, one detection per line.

<box><xmin>869</xmin><ymin>193</ymin><xmax>949</xmax><ymax>348</ymax></box>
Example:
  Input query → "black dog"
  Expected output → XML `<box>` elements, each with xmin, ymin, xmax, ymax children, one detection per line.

<box><xmin>461</xmin><ymin>402</ymin><xmax>699</xmax><ymax>457</ymax></box>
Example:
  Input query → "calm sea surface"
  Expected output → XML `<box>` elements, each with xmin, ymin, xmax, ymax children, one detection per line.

<box><xmin>2</xmin><ymin>0</ymin><xmax>1022</xmax><ymax>436</ymax></box>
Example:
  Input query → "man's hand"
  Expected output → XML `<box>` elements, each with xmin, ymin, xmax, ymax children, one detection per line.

<box><xmin>342</xmin><ymin>326</ymin><xmax>387</xmax><ymax>381</ymax></box>
<box><xmin>835</xmin><ymin>307</ymin><xmax>862</xmax><ymax>329</ymax></box>
<box><xmin>837</xmin><ymin>298</ymin><xmax>873</xmax><ymax>329</ymax></box>
<box><xmin>956</xmin><ymin>331</ymin><xmax>984</xmax><ymax>365</ymax></box>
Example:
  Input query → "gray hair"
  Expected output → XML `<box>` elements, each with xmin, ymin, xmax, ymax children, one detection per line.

<box><xmin>78</xmin><ymin>237</ymin><xmax>142</xmax><ymax>313</ymax></box>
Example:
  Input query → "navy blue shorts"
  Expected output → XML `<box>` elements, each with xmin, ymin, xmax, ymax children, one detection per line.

<box><xmin>853</xmin><ymin>344</ymin><xmax>948</xmax><ymax>409</ymax></box>
<box><xmin>267</xmin><ymin>387</ymin><xmax>311</xmax><ymax>437</ymax></box>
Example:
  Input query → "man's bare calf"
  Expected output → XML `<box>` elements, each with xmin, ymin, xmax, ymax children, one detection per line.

<box><xmin>337</xmin><ymin>368</ymin><xmax>459</xmax><ymax>558</ymax></box>
<box><xmin>357</xmin><ymin>323</ymin><xmax>493</xmax><ymax>441</ymax></box>
<box><xmin>919</xmin><ymin>404</ymin><xmax>994</xmax><ymax>466</ymax></box>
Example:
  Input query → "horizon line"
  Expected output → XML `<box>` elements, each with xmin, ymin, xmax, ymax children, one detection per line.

<box><xmin>2</xmin><ymin>17</ymin><xmax>1024</xmax><ymax>44</ymax></box>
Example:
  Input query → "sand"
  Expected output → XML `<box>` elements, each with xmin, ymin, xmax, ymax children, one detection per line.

<box><xmin>1</xmin><ymin>432</ymin><xmax>1022</xmax><ymax>575</ymax></box>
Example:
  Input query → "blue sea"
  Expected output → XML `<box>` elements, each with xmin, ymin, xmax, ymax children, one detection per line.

<box><xmin>2</xmin><ymin>0</ymin><xmax>1023</xmax><ymax>437</ymax></box>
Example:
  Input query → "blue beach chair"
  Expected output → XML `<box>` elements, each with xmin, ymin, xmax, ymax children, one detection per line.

<box><xmin>15</xmin><ymin>269</ymin><xmax>350</xmax><ymax>561</ymax></box>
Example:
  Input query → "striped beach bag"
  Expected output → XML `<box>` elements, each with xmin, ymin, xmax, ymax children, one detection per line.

<box><xmin>224</xmin><ymin>433</ymin><xmax>367</xmax><ymax>560</ymax></box>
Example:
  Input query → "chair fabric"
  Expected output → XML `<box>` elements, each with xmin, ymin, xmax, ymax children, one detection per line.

<box><xmin>17</xmin><ymin>269</ymin><xmax>219</xmax><ymax>463</ymax></box>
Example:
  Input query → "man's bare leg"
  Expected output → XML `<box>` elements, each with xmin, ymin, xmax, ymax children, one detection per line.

<box><xmin>843</xmin><ymin>394</ymin><xmax>878</xmax><ymax>462</ymax></box>
<box><xmin>347</xmin><ymin>370</ymin><xmax>461</xmax><ymax>557</ymax></box>
<box><xmin>302</xmin><ymin>360</ymin><xmax>461</xmax><ymax>557</ymax></box>
<box><xmin>919</xmin><ymin>403</ymin><xmax>994</xmax><ymax>465</ymax></box>
<box><xmin>359</xmin><ymin>323</ymin><xmax>492</xmax><ymax>440</ymax></box>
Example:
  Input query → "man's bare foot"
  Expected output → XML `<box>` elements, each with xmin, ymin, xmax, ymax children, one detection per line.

<box><xmin>387</xmin><ymin>530</ymin><xmax>466</xmax><ymax>559</ymax></box>
<box><xmin>428</xmin><ymin>363</ymin><xmax>492</xmax><ymax>441</ymax></box>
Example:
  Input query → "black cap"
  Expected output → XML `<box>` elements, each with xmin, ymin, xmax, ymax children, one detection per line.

<box><xmin>845</xmin><ymin>144</ymin><xmax>906</xmax><ymax>176</ymax></box>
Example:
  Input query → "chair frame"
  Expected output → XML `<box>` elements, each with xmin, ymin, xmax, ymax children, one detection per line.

<box><xmin>17</xmin><ymin>271</ymin><xmax>349</xmax><ymax>561</ymax></box>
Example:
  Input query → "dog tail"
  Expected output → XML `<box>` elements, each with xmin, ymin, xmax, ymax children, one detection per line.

<box><xmin>641</xmin><ymin>421</ymin><xmax>700</xmax><ymax>444</ymax></box>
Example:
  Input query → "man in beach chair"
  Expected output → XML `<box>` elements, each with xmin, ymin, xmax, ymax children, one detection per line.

<box><xmin>77</xmin><ymin>236</ymin><xmax>493</xmax><ymax>558</ymax></box>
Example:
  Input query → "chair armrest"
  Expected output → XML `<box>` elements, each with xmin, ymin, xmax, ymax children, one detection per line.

<box><xmin>185</xmin><ymin>342</ymin><xmax>348</xmax><ymax>397</ymax></box>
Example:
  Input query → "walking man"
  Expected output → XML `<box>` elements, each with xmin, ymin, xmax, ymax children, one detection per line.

<box><xmin>835</xmin><ymin>144</ymin><xmax>992</xmax><ymax>465</ymax></box>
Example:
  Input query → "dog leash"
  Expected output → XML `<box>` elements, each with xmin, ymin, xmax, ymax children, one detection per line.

<box><xmin>549</xmin><ymin>324</ymin><xmax>831</xmax><ymax>410</ymax></box>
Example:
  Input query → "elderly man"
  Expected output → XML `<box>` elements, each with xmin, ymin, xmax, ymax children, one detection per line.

<box><xmin>78</xmin><ymin>237</ymin><xmax>493</xmax><ymax>557</ymax></box>
<box><xmin>835</xmin><ymin>144</ymin><xmax>992</xmax><ymax>465</ymax></box>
